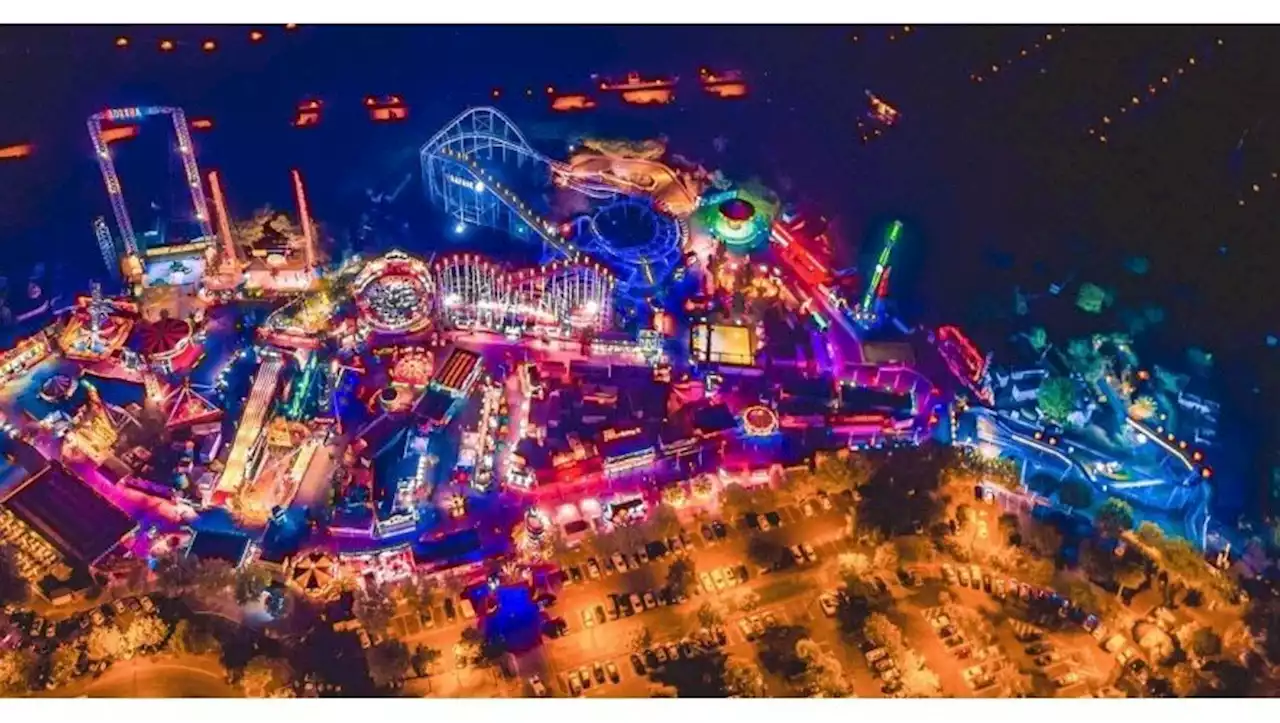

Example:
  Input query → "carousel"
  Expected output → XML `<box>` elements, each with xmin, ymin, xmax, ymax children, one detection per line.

<box><xmin>286</xmin><ymin>550</ymin><xmax>342</xmax><ymax>599</ymax></box>
<box><xmin>130</xmin><ymin>316</ymin><xmax>200</xmax><ymax>373</ymax></box>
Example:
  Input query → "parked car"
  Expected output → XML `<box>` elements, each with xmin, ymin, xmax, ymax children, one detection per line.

<box><xmin>579</xmin><ymin>666</ymin><xmax>593</xmax><ymax>689</ymax></box>
<box><xmin>993</xmin><ymin>578</ymin><xmax>1006</xmax><ymax>599</ymax></box>
<box><xmin>1035</xmin><ymin>652</ymin><xmax>1061</xmax><ymax>666</ymax></box>
<box><xmin>630</xmin><ymin>593</ymin><xmax>645</xmax><ymax>612</ymax></box>
<box><xmin>568</xmin><ymin>566</ymin><xmax>584</xmax><ymax>584</ymax></box>
<box><xmin>982</xmin><ymin>573</ymin><xmax>993</xmax><ymax>592</ymax></box>
<box><xmin>819</xmin><ymin>593</ymin><xmax>839</xmax><ymax>617</ymax></box>
<box><xmin>802</xmin><ymin>501</ymin><xmax>816</xmax><ymax>518</ymax></box>
<box><xmin>789</xmin><ymin>546</ymin><xmax>806</xmax><ymax>565</ymax></box>
<box><xmin>140</xmin><ymin>596</ymin><xmax>156</xmax><ymax>614</ymax></box>
<box><xmin>700</xmin><ymin>572</ymin><xmax>714</xmax><ymax>592</ymax></box>
<box><xmin>873</xmin><ymin>657</ymin><xmax>896</xmax><ymax>672</ymax></box>
<box><xmin>701</xmin><ymin>524</ymin><xmax>715</xmax><ymax>541</ymax></box>
<box><xmin>764</xmin><ymin>511</ymin><xmax>783</xmax><ymax>528</ymax></box>
<box><xmin>711</xmin><ymin>569</ymin><xmax>727</xmax><ymax>590</ymax></box>
<box><xmin>1025</xmin><ymin>642</ymin><xmax>1053</xmax><ymax>655</ymax></box>
<box><xmin>529</xmin><ymin>675</ymin><xmax>549</xmax><ymax>697</ymax></box>
<box><xmin>594</xmin><ymin>605</ymin><xmax>607</xmax><ymax>625</ymax></box>
<box><xmin>586</xmin><ymin>558</ymin><xmax>601</xmax><ymax>580</ymax></box>
<box><xmin>958</xmin><ymin>567</ymin><xmax>971</xmax><ymax>587</ymax></box>
<box><xmin>611</xmin><ymin>553</ymin><xmax>629</xmax><ymax>572</ymax></box>
<box><xmin>712</xmin><ymin>521</ymin><xmax>728</xmax><ymax>539</ymax></box>
<box><xmin>1055</xmin><ymin>672</ymin><xmax>1081</xmax><ymax>688</ymax></box>
<box><xmin>459</xmin><ymin>598</ymin><xmax>477</xmax><ymax>620</ymax></box>
<box><xmin>942</xmin><ymin>564</ymin><xmax>957</xmax><ymax>584</ymax></box>
<box><xmin>593</xmin><ymin>662</ymin><xmax>606</xmax><ymax>684</ymax></box>
<box><xmin>643</xmin><ymin>591</ymin><xmax>658</xmax><ymax>609</ymax></box>
<box><xmin>801</xmin><ymin>543</ymin><xmax>817</xmax><ymax>562</ymax></box>
<box><xmin>581</xmin><ymin>608</ymin><xmax>596</xmax><ymax>629</ymax></box>
<box><xmin>738</xmin><ymin>617</ymin><xmax>756</xmax><ymax>640</ymax></box>
<box><xmin>636</xmin><ymin>548</ymin><xmax>650</xmax><ymax>565</ymax></box>
<box><xmin>630</xmin><ymin>653</ymin><xmax>646</xmax><ymax>675</ymax></box>
<box><xmin>606</xmin><ymin>661</ymin><xmax>620</xmax><ymax>683</ymax></box>
<box><xmin>567</xmin><ymin>670</ymin><xmax>583</xmax><ymax>696</ymax></box>
<box><xmin>818</xmin><ymin>494</ymin><xmax>833</xmax><ymax>511</ymax></box>
<box><xmin>865</xmin><ymin>648</ymin><xmax>889</xmax><ymax>664</ymax></box>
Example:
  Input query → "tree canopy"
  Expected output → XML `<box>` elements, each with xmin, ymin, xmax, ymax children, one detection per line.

<box><xmin>1095</xmin><ymin>498</ymin><xmax>1135</xmax><ymax>537</ymax></box>
<box><xmin>1036</xmin><ymin>376</ymin><xmax>1076</xmax><ymax>423</ymax></box>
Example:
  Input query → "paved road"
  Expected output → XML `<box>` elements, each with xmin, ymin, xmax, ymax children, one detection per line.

<box><xmin>47</xmin><ymin>655</ymin><xmax>239</xmax><ymax>698</ymax></box>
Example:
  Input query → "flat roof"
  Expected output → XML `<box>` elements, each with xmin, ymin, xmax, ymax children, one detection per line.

<box><xmin>3</xmin><ymin>465</ymin><xmax>137</xmax><ymax>567</ymax></box>
<box><xmin>187</xmin><ymin>529</ymin><xmax>253</xmax><ymax>567</ymax></box>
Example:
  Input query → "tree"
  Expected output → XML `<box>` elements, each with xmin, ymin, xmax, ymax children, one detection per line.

<box><xmin>629</xmin><ymin>626</ymin><xmax>654</xmax><ymax>654</ymax></box>
<box><xmin>1037</xmin><ymin>377</ymin><xmax>1075</xmax><ymax>423</ymax></box>
<box><xmin>697</xmin><ymin>602</ymin><xmax>725</xmax><ymax>629</ymax></box>
<box><xmin>863</xmin><ymin>613</ymin><xmax>905</xmax><ymax>657</ymax></box>
<box><xmin>666</xmin><ymin>558</ymin><xmax>698</xmax><ymax>598</ymax></box>
<box><xmin>1096</xmin><ymin>498</ymin><xmax>1135</xmax><ymax>538</ymax></box>
<box><xmin>1191</xmin><ymin>628</ymin><xmax>1223</xmax><ymax>658</ymax></box>
<box><xmin>795</xmin><ymin>639</ymin><xmax>851</xmax><ymax>697</ymax></box>
<box><xmin>171</xmin><ymin>619</ymin><xmax>221</xmax><ymax>656</ymax></box>
<box><xmin>645</xmin><ymin>503</ymin><xmax>683</xmax><ymax>539</ymax></box>
<box><xmin>0</xmin><ymin>547</ymin><xmax>30</xmax><ymax>608</ymax></box>
<box><xmin>647</xmin><ymin>682</ymin><xmax>679</xmax><ymax>697</ymax></box>
<box><xmin>240</xmin><ymin>656</ymin><xmax>294</xmax><ymax>697</ymax></box>
<box><xmin>354</xmin><ymin>586</ymin><xmax>397</xmax><ymax>635</ymax></box>
<box><xmin>811</xmin><ymin>455</ymin><xmax>874</xmax><ymax>497</ymax></box>
<box><xmin>46</xmin><ymin>644</ymin><xmax>80</xmax><ymax>689</ymax></box>
<box><xmin>838</xmin><ymin>552</ymin><xmax>871</xmax><ymax>579</ymax></box>
<box><xmin>895</xmin><ymin>536</ymin><xmax>935</xmax><ymax>564</ymax></box>
<box><xmin>367</xmin><ymin>640</ymin><xmax>411</xmax><ymax>687</ymax></box>
<box><xmin>1128</xmin><ymin>396</ymin><xmax>1158</xmax><ymax>420</ymax></box>
<box><xmin>1026</xmin><ymin>521</ymin><xmax>1064</xmax><ymax>559</ymax></box>
<box><xmin>898</xmin><ymin>651</ymin><xmax>941</xmax><ymax>697</ymax></box>
<box><xmin>720</xmin><ymin>483</ymin><xmax>775</xmax><ymax>520</ymax></box>
<box><xmin>0</xmin><ymin>649</ymin><xmax>35</xmax><ymax>696</ymax></box>
<box><xmin>86</xmin><ymin>625</ymin><xmax>126</xmax><ymax>662</ymax></box>
<box><xmin>737</xmin><ymin>590</ymin><xmax>761</xmax><ymax>612</ymax></box>
<box><xmin>1137</xmin><ymin>521</ymin><xmax>1165</xmax><ymax>546</ymax></box>
<box><xmin>723</xmin><ymin>657</ymin><xmax>767</xmax><ymax>697</ymax></box>
<box><xmin>1076</xmin><ymin>283</ymin><xmax>1112</xmax><ymax>315</ymax></box>
<box><xmin>123</xmin><ymin>614</ymin><xmax>169</xmax><ymax>652</ymax></box>
<box><xmin>746</xmin><ymin>536</ymin><xmax>787</xmax><ymax>570</ymax></box>
<box><xmin>1058</xmin><ymin>480</ymin><xmax>1094</xmax><ymax>510</ymax></box>
<box><xmin>409</xmin><ymin>644</ymin><xmax>441</xmax><ymax>677</ymax></box>
<box><xmin>234</xmin><ymin>563</ymin><xmax>274</xmax><ymax>605</ymax></box>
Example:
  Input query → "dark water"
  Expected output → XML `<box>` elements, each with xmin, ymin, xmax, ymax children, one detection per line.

<box><xmin>0</xmin><ymin>25</ymin><xmax>1276</xmax><ymax>518</ymax></box>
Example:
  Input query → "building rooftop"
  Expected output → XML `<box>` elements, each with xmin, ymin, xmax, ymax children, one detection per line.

<box><xmin>2</xmin><ymin>465</ymin><xmax>137</xmax><ymax>568</ymax></box>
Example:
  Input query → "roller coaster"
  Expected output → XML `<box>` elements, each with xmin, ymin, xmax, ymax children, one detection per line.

<box><xmin>419</xmin><ymin>107</ymin><xmax>699</xmax><ymax>256</ymax></box>
<box><xmin>432</xmin><ymin>253</ymin><xmax>615</xmax><ymax>333</ymax></box>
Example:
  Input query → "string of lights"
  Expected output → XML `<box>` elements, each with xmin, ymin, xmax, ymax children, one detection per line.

<box><xmin>1237</xmin><ymin>169</ymin><xmax>1280</xmax><ymax>208</ymax></box>
<box><xmin>969</xmin><ymin>27</ymin><xmax>1069</xmax><ymax>84</ymax></box>
<box><xmin>1086</xmin><ymin>37</ymin><xmax>1225</xmax><ymax>145</ymax></box>
<box><xmin>112</xmin><ymin>24</ymin><xmax>297</xmax><ymax>52</ymax></box>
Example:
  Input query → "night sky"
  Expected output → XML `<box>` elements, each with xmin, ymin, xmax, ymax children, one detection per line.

<box><xmin>0</xmin><ymin>24</ymin><xmax>1276</xmax><ymax>506</ymax></box>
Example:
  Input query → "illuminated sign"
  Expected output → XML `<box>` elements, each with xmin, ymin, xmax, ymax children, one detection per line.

<box><xmin>602</xmin><ymin>426</ymin><xmax>643</xmax><ymax>443</ymax></box>
<box><xmin>446</xmin><ymin>173</ymin><xmax>478</xmax><ymax>191</ymax></box>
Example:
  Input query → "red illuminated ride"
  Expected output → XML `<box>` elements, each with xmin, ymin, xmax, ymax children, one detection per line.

<box><xmin>936</xmin><ymin>325</ymin><xmax>994</xmax><ymax>405</ymax></box>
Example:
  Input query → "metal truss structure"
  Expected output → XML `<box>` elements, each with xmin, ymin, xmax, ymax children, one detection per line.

<box><xmin>574</xmin><ymin>197</ymin><xmax>686</xmax><ymax>296</ymax></box>
<box><xmin>432</xmin><ymin>253</ymin><xmax>615</xmax><ymax>334</ymax></box>
<box><xmin>93</xmin><ymin>217</ymin><xmax>120</xmax><ymax>281</ymax></box>
<box><xmin>87</xmin><ymin>106</ymin><xmax>214</xmax><ymax>256</ymax></box>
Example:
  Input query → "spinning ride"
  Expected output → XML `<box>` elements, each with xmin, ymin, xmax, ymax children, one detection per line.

<box><xmin>693</xmin><ymin>188</ymin><xmax>775</xmax><ymax>255</ymax></box>
<box><xmin>573</xmin><ymin>197</ymin><xmax>685</xmax><ymax>296</ymax></box>
<box><xmin>352</xmin><ymin>251</ymin><xmax>434</xmax><ymax>335</ymax></box>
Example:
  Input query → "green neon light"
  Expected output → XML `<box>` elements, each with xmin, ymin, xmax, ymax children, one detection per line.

<box><xmin>861</xmin><ymin>220</ymin><xmax>903</xmax><ymax>312</ymax></box>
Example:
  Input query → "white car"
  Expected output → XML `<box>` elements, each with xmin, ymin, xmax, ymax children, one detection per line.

<box><xmin>567</xmin><ymin>671</ymin><xmax>583</xmax><ymax>696</ymax></box>
<box><xmin>529</xmin><ymin>675</ymin><xmax>549</xmax><ymax>697</ymax></box>
<box><xmin>802</xmin><ymin>502</ymin><xmax>816</xmax><ymax>518</ymax></box>
<box><xmin>643</xmin><ymin>591</ymin><xmax>658</xmax><ymax>609</ymax></box>
<box><xmin>612</xmin><ymin>553</ymin><xmax>629</xmax><ymax>572</ymax></box>
<box><xmin>818</xmin><ymin>495</ymin><xmax>833</xmax><ymax>511</ymax></box>
<box><xmin>630</xmin><ymin>593</ymin><xmax>645</xmax><ymax>612</ymax></box>
<box><xmin>699</xmin><ymin>571</ymin><xmax>714</xmax><ymax>592</ymax></box>
<box><xmin>758</xmin><ymin>515</ymin><xmax>771</xmax><ymax>532</ymax></box>
<box><xmin>801</xmin><ymin>543</ymin><xmax>817</xmax><ymax>562</ymax></box>
<box><xmin>818</xmin><ymin>593</ymin><xmax>839</xmax><ymax>617</ymax></box>
<box><xmin>711</xmin><ymin>569</ymin><xmax>727</xmax><ymax>590</ymax></box>
<box><xmin>790</xmin><ymin>546</ymin><xmax>806</xmax><ymax>565</ymax></box>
